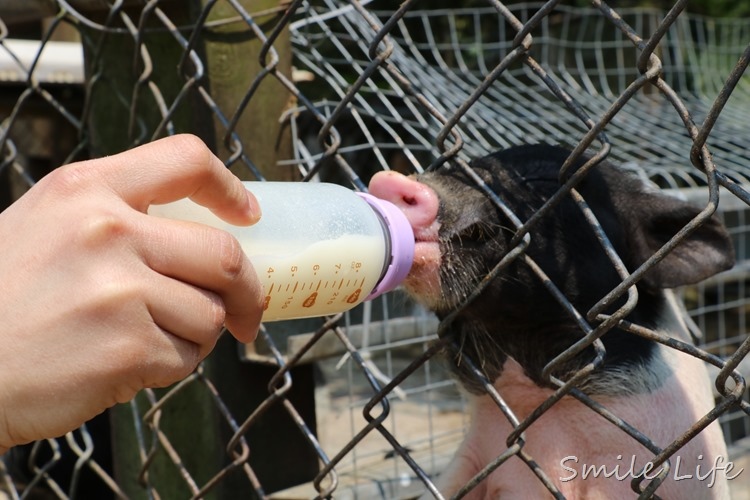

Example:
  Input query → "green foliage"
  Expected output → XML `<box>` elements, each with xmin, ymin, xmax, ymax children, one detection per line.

<box><xmin>371</xmin><ymin>0</ymin><xmax>750</xmax><ymax>18</ymax></box>
<box><xmin>570</xmin><ymin>0</ymin><xmax>749</xmax><ymax>17</ymax></box>
<box><xmin>687</xmin><ymin>0</ymin><xmax>750</xmax><ymax>17</ymax></box>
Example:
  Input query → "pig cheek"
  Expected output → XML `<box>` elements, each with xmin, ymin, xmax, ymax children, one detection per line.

<box><xmin>402</xmin><ymin>241</ymin><xmax>443</xmax><ymax>306</ymax></box>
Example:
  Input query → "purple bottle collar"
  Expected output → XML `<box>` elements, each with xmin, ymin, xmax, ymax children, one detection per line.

<box><xmin>356</xmin><ymin>192</ymin><xmax>415</xmax><ymax>300</ymax></box>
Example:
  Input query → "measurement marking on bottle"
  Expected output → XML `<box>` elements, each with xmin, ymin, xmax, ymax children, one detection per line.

<box><xmin>316</xmin><ymin>281</ymin><xmax>322</xmax><ymax>291</ymax></box>
<box><xmin>338</xmin><ymin>280</ymin><xmax>344</xmax><ymax>290</ymax></box>
<box><xmin>293</xmin><ymin>282</ymin><xmax>298</xmax><ymax>293</ymax></box>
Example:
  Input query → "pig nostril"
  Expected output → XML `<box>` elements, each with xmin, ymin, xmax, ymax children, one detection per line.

<box><xmin>368</xmin><ymin>171</ymin><xmax>440</xmax><ymax>229</ymax></box>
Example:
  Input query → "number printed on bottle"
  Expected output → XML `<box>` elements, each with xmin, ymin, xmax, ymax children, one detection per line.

<box><xmin>252</xmin><ymin>235</ymin><xmax>387</xmax><ymax>320</ymax></box>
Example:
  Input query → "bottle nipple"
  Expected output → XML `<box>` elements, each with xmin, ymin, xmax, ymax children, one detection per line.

<box><xmin>356</xmin><ymin>193</ymin><xmax>415</xmax><ymax>299</ymax></box>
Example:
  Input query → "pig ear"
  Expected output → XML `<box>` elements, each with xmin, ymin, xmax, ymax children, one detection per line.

<box><xmin>624</xmin><ymin>190</ymin><xmax>735</xmax><ymax>288</ymax></box>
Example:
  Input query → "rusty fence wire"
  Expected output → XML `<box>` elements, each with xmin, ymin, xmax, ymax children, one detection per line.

<box><xmin>0</xmin><ymin>1</ymin><xmax>749</xmax><ymax>498</ymax></box>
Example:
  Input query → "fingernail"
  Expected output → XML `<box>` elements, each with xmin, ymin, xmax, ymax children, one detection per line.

<box><xmin>246</xmin><ymin>189</ymin><xmax>262</xmax><ymax>224</ymax></box>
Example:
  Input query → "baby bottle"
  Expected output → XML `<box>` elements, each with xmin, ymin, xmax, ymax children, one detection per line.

<box><xmin>149</xmin><ymin>182</ymin><xmax>415</xmax><ymax>321</ymax></box>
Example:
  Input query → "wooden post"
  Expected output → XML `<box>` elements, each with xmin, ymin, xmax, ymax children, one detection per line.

<box><xmin>195</xmin><ymin>3</ymin><xmax>320</xmax><ymax>496</ymax></box>
<box><xmin>200</xmin><ymin>0</ymin><xmax>295</xmax><ymax>181</ymax></box>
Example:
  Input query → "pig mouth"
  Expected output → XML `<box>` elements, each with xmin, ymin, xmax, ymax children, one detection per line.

<box><xmin>401</xmin><ymin>226</ymin><xmax>443</xmax><ymax>305</ymax></box>
<box><xmin>413</xmin><ymin>226</ymin><xmax>439</xmax><ymax>245</ymax></box>
<box><xmin>413</xmin><ymin>239</ymin><xmax>440</xmax><ymax>264</ymax></box>
<box><xmin>408</xmin><ymin>230</ymin><xmax>495</xmax><ymax>313</ymax></box>
<box><xmin>405</xmin><ymin>215</ymin><xmax>502</xmax><ymax>311</ymax></box>
<box><xmin>411</xmin><ymin>228</ymin><xmax>440</xmax><ymax>268</ymax></box>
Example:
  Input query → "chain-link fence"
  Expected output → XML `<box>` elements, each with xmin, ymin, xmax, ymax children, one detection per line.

<box><xmin>1</xmin><ymin>1</ymin><xmax>749</xmax><ymax>499</ymax></box>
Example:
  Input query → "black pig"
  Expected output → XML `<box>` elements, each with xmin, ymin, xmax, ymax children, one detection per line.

<box><xmin>369</xmin><ymin>145</ymin><xmax>736</xmax><ymax>499</ymax></box>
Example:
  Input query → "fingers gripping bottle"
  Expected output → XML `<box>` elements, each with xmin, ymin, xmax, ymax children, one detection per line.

<box><xmin>149</xmin><ymin>182</ymin><xmax>415</xmax><ymax>321</ymax></box>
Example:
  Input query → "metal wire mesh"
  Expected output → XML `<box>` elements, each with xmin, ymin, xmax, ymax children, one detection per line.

<box><xmin>0</xmin><ymin>1</ymin><xmax>749</xmax><ymax>499</ymax></box>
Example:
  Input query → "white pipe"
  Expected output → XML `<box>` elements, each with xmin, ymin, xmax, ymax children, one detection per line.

<box><xmin>0</xmin><ymin>39</ymin><xmax>84</xmax><ymax>84</ymax></box>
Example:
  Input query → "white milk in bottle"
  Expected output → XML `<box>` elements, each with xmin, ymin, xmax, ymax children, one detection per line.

<box><xmin>149</xmin><ymin>182</ymin><xmax>414</xmax><ymax>321</ymax></box>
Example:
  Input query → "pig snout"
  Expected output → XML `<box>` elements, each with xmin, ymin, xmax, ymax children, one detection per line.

<box><xmin>368</xmin><ymin>171</ymin><xmax>440</xmax><ymax>231</ymax></box>
<box><xmin>368</xmin><ymin>171</ymin><xmax>443</xmax><ymax>305</ymax></box>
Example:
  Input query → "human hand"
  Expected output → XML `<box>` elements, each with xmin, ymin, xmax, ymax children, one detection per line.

<box><xmin>0</xmin><ymin>134</ymin><xmax>263</xmax><ymax>452</ymax></box>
